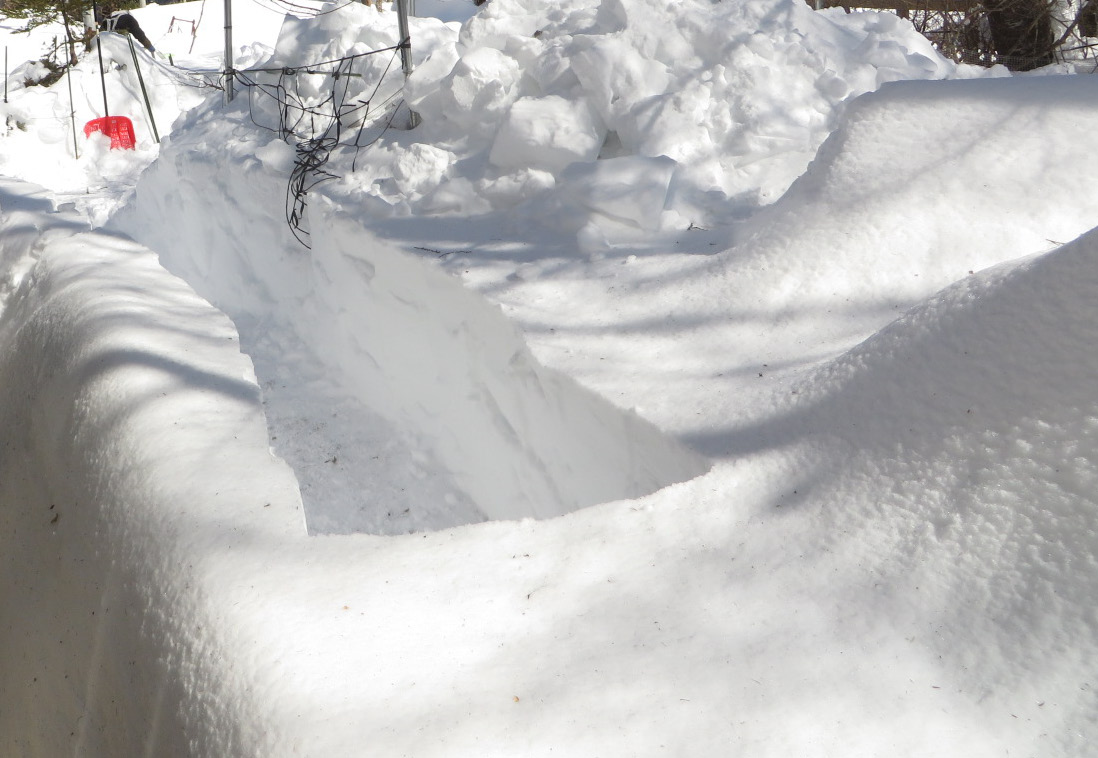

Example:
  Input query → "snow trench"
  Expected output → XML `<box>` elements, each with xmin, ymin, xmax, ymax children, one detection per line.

<box><xmin>110</xmin><ymin>149</ymin><xmax>709</xmax><ymax>533</ymax></box>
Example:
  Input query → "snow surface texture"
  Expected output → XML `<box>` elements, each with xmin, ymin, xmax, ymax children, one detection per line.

<box><xmin>3</xmin><ymin>0</ymin><xmax>1098</xmax><ymax>755</ymax></box>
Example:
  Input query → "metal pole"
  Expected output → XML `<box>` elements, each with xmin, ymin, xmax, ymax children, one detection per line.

<box><xmin>395</xmin><ymin>0</ymin><xmax>413</xmax><ymax>79</ymax></box>
<box><xmin>128</xmin><ymin>36</ymin><xmax>159</xmax><ymax>143</ymax></box>
<box><xmin>96</xmin><ymin>34</ymin><xmax>110</xmax><ymax>117</ymax></box>
<box><xmin>394</xmin><ymin>0</ymin><xmax>420</xmax><ymax>126</ymax></box>
<box><xmin>66</xmin><ymin>64</ymin><xmax>79</xmax><ymax>158</ymax></box>
<box><xmin>223</xmin><ymin>0</ymin><xmax>234</xmax><ymax>103</ymax></box>
<box><xmin>4</xmin><ymin>47</ymin><xmax>8</xmax><ymax>104</ymax></box>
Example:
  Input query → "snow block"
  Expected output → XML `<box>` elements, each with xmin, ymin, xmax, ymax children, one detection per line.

<box><xmin>555</xmin><ymin>154</ymin><xmax>677</xmax><ymax>232</ymax></box>
<box><xmin>489</xmin><ymin>95</ymin><xmax>605</xmax><ymax>174</ymax></box>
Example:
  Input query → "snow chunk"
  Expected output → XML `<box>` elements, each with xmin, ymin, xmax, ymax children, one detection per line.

<box><xmin>489</xmin><ymin>95</ymin><xmax>605</xmax><ymax>173</ymax></box>
<box><xmin>555</xmin><ymin>154</ymin><xmax>677</xmax><ymax>231</ymax></box>
<box><xmin>437</xmin><ymin>47</ymin><xmax>523</xmax><ymax>130</ymax></box>
<box><xmin>255</xmin><ymin>138</ymin><xmax>297</xmax><ymax>173</ymax></box>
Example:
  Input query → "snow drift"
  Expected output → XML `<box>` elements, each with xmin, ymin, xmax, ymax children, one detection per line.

<box><xmin>788</xmin><ymin>232</ymin><xmax>1098</xmax><ymax>754</ymax></box>
<box><xmin>711</xmin><ymin>74</ymin><xmax>1098</xmax><ymax>308</ymax></box>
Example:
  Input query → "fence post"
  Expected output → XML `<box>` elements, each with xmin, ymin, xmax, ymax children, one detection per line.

<box><xmin>224</xmin><ymin>0</ymin><xmax>234</xmax><ymax>103</ymax></box>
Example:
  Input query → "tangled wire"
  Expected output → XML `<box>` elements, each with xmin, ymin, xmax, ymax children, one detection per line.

<box><xmin>231</xmin><ymin>41</ymin><xmax>407</xmax><ymax>248</ymax></box>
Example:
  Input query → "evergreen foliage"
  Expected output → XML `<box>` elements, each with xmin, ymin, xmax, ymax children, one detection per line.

<box><xmin>3</xmin><ymin>0</ymin><xmax>89</xmax><ymax>65</ymax></box>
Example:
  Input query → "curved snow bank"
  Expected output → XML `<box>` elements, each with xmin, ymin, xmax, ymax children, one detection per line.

<box><xmin>111</xmin><ymin>141</ymin><xmax>708</xmax><ymax>531</ymax></box>
<box><xmin>0</xmin><ymin>180</ymin><xmax>304</xmax><ymax>755</ymax></box>
<box><xmin>713</xmin><ymin>75</ymin><xmax>1098</xmax><ymax>308</ymax></box>
<box><xmin>778</xmin><ymin>232</ymin><xmax>1098</xmax><ymax>748</ymax></box>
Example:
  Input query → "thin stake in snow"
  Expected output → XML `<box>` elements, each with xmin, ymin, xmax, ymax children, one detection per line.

<box><xmin>395</xmin><ymin>0</ymin><xmax>420</xmax><ymax>127</ymax></box>
<box><xmin>396</xmin><ymin>0</ymin><xmax>413</xmax><ymax>79</ymax></box>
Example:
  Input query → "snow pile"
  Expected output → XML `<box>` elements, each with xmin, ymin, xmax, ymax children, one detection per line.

<box><xmin>712</xmin><ymin>74</ymin><xmax>1098</xmax><ymax>307</ymax></box>
<box><xmin>0</xmin><ymin>0</ymin><xmax>990</xmax><ymax>232</ymax></box>
<box><xmin>790</xmin><ymin>233</ymin><xmax>1098</xmax><ymax>752</ymax></box>
<box><xmin>362</xmin><ymin>0</ymin><xmax>983</xmax><ymax>230</ymax></box>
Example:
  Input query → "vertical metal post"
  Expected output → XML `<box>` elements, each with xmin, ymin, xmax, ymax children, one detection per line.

<box><xmin>129</xmin><ymin>36</ymin><xmax>159</xmax><ymax>143</ymax></box>
<box><xmin>96</xmin><ymin>34</ymin><xmax>110</xmax><ymax>117</ymax></box>
<box><xmin>4</xmin><ymin>48</ymin><xmax>8</xmax><ymax>104</ymax></box>
<box><xmin>66</xmin><ymin>64</ymin><xmax>79</xmax><ymax>158</ymax></box>
<box><xmin>395</xmin><ymin>0</ymin><xmax>419</xmax><ymax>126</ymax></box>
<box><xmin>395</xmin><ymin>0</ymin><xmax>413</xmax><ymax>78</ymax></box>
<box><xmin>223</xmin><ymin>0</ymin><xmax>234</xmax><ymax>103</ymax></box>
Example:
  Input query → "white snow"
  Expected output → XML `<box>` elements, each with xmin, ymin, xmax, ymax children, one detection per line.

<box><xmin>2</xmin><ymin>0</ymin><xmax>1098</xmax><ymax>755</ymax></box>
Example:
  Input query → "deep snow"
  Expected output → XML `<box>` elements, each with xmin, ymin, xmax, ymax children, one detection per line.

<box><xmin>1</xmin><ymin>0</ymin><xmax>1098</xmax><ymax>755</ymax></box>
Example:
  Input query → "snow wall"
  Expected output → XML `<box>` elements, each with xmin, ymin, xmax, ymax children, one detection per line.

<box><xmin>0</xmin><ymin>181</ymin><xmax>305</xmax><ymax>756</ymax></box>
<box><xmin>110</xmin><ymin>143</ymin><xmax>709</xmax><ymax>530</ymax></box>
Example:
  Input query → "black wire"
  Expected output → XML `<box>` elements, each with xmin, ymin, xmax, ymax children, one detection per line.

<box><xmin>245</xmin><ymin>0</ymin><xmax>360</xmax><ymax>17</ymax></box>
<box><xmin>239</xmin><ymin>44</ymin><xmax>403</xmax><ymax>73</ymax></box>
<box><xmin>244</xmin><ymin>0</ymin><xmax>306</xmax><ymax>17</ymax></box>
<box><xmin>232</xmin><ymin>44</ymin><xmax>406</xmax><ymax>248</ymax></box>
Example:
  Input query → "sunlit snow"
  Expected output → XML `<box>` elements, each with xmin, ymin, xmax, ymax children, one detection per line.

<box><xmin>1</xmin><ymin>0</ymin><xmax>1097</xmax><ymax>754</ymax></box>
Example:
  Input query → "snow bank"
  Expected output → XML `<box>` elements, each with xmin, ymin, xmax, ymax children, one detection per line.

<box><xmin>713</xmin><ymin>74</ymin><xmax>1098</xmax><ymax>308</ymax></box>
<box><xmin>9</xmin><ymin>174</ymin><xmax>1098</xmax><ymax>753</ymax></box>
<box><xmin>0</xmin><ymin>179</ymin><xmax>304</xmax><ymax>755</ymax></box>
<box><xmin>783</xmin><ymin>231</ymin><xmax>1098</xmax><ymax>753</ymax></box>
<box><xmin>5</xmin><ymin>0</ymin><xmax>1098</xmax><ymax>753</ymax></box>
